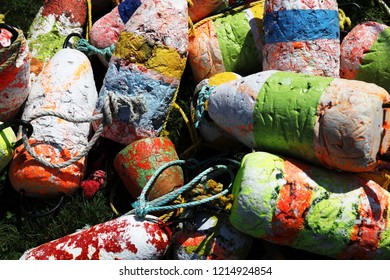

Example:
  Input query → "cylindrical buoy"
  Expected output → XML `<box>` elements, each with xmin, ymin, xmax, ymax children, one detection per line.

<box><xmin>191</xmin><ymin>72</ymin><xmax>241</xmax><ymax>149</ymax></box>
<box><xmin>188</xmin><ymin>1</ymin><xmax>264</xmax><ymax>84</ymax></box>
<box><xmin>262</xmin><ymin>0</ymin><xmax>340</xmax><ymax>77</ymax></box>
<box><xmin>0</xmin><ymin>122</ymin><xmax>17</xmax><ymax>172</ymax></box>
<box><xmin>9</xmin><ymin>48</ymin><xmax>98</xmax><ymax>197</ymax></box>
<box><xmin>340</xmin><ymin>21</ymin><xmax>390</xmax><ymax>93</ymax></box>
<box><xmin>173</xmin><ymin>211</ymin><xmax>253</xmax><ymax>260</ymax></box>
<box><xmin>114</xmin><ymin>137</ymin><xmax>184</xmax><ymax>201</ymax></box>
<box><xmin>90</xmin><ymin>0</ymin><xmax>143</xmax><ymax>65</ymax></box>
<box><xmin>20</xmin><ymin>214</ymin><xmax>171</xmax><ymax>260</ymax></box>
<box><xmin>201</xmin><ymin>70</ymin><xmax>390</xmax><ymax>172</ymax></box>
<box><xmin>230</xmin><ymin>151</ymin><xmax>390</xmax><ymax>259</ymax></box>
<box><xmin>93</xmin><ymin>0</ymin><xmax>189</xmax><ymax>145</ymax></box>
<box><xmin>0</xmin><ymin>24</ymin><xmax>31</xmax><ymax>121</ymax></box>
<box><xmin>27</xmin><ymin>0</ymin><xmax>87</xmax><ymax>76</ymax></box>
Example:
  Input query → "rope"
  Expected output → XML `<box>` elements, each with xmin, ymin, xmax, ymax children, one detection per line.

<box><xmin>187</xmin><ymin>0</ymin><xmax>194</xmax><ymax>7</ymax></box>
<box><xmin>194</xmin><ymin>85</ymin><xmax>214</xmax><ymax>129</ymax></box>
<box><xmin>0</xmin><ymin>27</ymin><xmax>22</xmax><ymax>72</ymax></box>
<box><xmin>85</xmin><ymin>0</ymin><xmax>93</xmax><ymax>41</ymax></box>
<box><xmin>75</xmin><ymin>38</ymin><xmax>115</xmax><ymax>62</ymax></box>
<box><xmin>21</xmin><ymin>91</ymin><xmax>145</xmax><ymax>169</ymax></box>
<box><xmin>338</xmin><ymin>8</ymin><xmax>351</xmax><ymax>31</ymax></box>
<box><xmin>127</xmin><ymin>159</ymin><xmax>235</xmax><ymax>218</ymax></box>
<box><xmin>0</xmin><ymin>14</ymin><xmax>4</xmax><ymax>24</ymax></box>
<box><xmin>376</xmin><ymin>0</ymin><xmax>390</xmax><ymax>18</ymax></box>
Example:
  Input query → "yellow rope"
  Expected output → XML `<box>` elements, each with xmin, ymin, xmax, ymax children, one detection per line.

<box><xmin>338</xmin><ymin>8</ymin><xmax>351</xmax><ymax>31</ymax></box>
<box><xmin>0</xmin><ymin>14</ymin><xmax>4</xmax><ymax>24</ymax></box>
<box><xmin>187</xmin><ymin>0</ymin><xmax>194</xmax><ymax>7</ymax></box>
<box><xmin>85</xmin><ymin>0</ymin><xmax>93</xmax><ymax>41</ymax></box>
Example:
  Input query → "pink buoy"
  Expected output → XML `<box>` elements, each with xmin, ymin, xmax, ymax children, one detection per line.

<box><xmin>20</xmin><ymin>214</ymin><xmax>172</xmax><ymax>260</ymax></box>
<box><xmin>0</xmin><ymin>24</ymin><xmax>31</xmax><ymax>121</ymax></box>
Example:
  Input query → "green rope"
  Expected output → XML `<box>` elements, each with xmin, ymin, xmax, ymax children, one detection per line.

<box><xmin>75</xmin><ymin>38</ymin><xmax>115</xmax><ymax>62</ymax></box>
<box><xmin>195</xmin><ymin>85</ymin><xmax>215</xmax><ymax>129</ymax></box>
<box><xmin>128</xmin><ymin>159</ymin><xmax>235</xmax><ymax>218</ymax></box>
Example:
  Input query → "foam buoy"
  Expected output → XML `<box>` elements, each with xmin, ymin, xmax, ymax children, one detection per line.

<box><xmin>340</xmin><ymin>21</ymin><xmax>390</xmax><ymax>93</ymax></box>
<box><xmin>20</xmin><ymin>214</ymin><xmax>171</xmax><ymax>260</ymax></box>
<box><xmin>90</xmin><ymin>0</ymin><xmax>142</xmax><ymax>65</ymax></box>
<box><xmin>188</xmin><ymin>0</ymin><xmax>264</xmax><ymax>84</ymax></box>
<box><xmin>27</xmin><ymin>0</ymin><xmax>88</xmax><ymax>76</ymax></box>
<box><xmin>230</xmin><ymin>151</ymin><xmax>390</xmax><ymax>259</ymax></box>
<box><xmin>198</xmin><ymin>70</ymin><xmax>390</xmax><ymax>172</ymax></box>
<box><xmin>9</xmin><ymin>48</ymin><xmax>98</xmax><ymax>197</ymax></box>
<box><xmin>262</xmin><ymin>0</ymin><xmax>340</xmax><ymax>77</ymax></box>
<box><xmin>114</xmin><ymin>137</ymin><xmax>184</xmax><ymax>201</ymax></box>
<box><xmin>191</xmin><ymin>72</ymin><xmax>241</xmax><ymax>149</ymax></box>
<box><xmin>173</xmin><ymin>211</ymin><xmax>253</xmax><ymax>259</ymax></box>
<box><xmin>0</xmin><ymin>24</ymin><xmax>31</xmax><ymax>121</ymax></box>
<box><xmin>93</xmin><ymin>0</ymin><xmax>189</xmax><ymax>145</ymax></box>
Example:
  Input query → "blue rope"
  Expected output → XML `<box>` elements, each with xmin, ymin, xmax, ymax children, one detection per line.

<box><xmin>195</xmin><ymin>85</ymin><xmax>215</xmax><ymax>129</ymax></box>
<box><xmin>75</xmin><ymin>38</ymin><xmax>115</xmax><ymax>62</ymax></box>
<box><xmin>128</xmin><ymin>159</ymin><xmax>235</xmax><ymax>218</ymax></box>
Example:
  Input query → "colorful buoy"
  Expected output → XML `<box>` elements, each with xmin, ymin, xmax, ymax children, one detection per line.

<box><xmin>114</xmin><ymin>137</ymin><xmax>184</xmax><ymax>201</ymax></box>
<box><xmin>200</xmin><ymin>70</ymin><xmax>390</xmax><ymax>172</ymax></box>
<box><xmin>173</xmin><ymin>211</ymin><xmax>254</xmax><ymax>260</ymax></box>
<box><xmin>188</xmin><ymin>0</ymin><xmax>264</xmax><ymax>84</ymax></box>
<box><xmin>0</xmin><ymin>122</ymin><xmax>17</xmax><ymax>172</ymax></box>
<box><xmin>9</xmin><ymin>48</ymin><xmax>98</xmax><ymax>197</ymax></box>
<box><xmin>262</xmin><ymin>0</ymin><xmax>340</xmax><ymax>77</ymax></box>
<box><xmin>20</xmin><ymin>214</ymin><xmax>171</xmax><ymax>260</ymax></box>
<box><xmin>230</xmin><ymin>151</ymin><xmax>390</xmax><ymax>259</ymax></box>
<box><xmin>92</xmin><ymin>0</ymin><xmax>189</xmax><ymax>145</ymax></box>
<box><xmin>340</xmin><ymin>21</ymin><xmax>390</xmax><ymax>93</ymax></box>
<box><xmin>0</xmin><ymin>24</ymin><xmax>31</xmax><ymax>121</ymax></box>
<box><xmin>191</xmin><ymin>72</ymin><xmax>241</xmax><ymax>149</ymax></box>
<box><xmin>27</xmin><ymin>0</ymin><xmax>88</xmax><ymax>76</ymax></box>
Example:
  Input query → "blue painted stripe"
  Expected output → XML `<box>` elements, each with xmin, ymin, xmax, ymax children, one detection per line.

<box><xmin>118</xmin><ymin>0</ymin><xmax>142</xmax><ymax>23</ymax></box>
<box><xmin>264</xmin><ymin>9</ymin><xmax>339</xmax><ymax>44</ymax></box>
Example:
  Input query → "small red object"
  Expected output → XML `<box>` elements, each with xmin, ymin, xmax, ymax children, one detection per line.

<box><xmin>0</xmin><ymin>28</ymin><xmax>12</xmax><ymax>48</ymax></box>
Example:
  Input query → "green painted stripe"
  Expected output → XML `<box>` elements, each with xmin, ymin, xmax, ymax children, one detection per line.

<box><xmin>356</xmin><ymin>27</ymin><xmax>390</xmax><ymax>93</ymax></box>
<box><xmin>253</xmin><ymin>71</ymin><xmax>334</xmax><ymax>162</ymax></box>
<box><xmin>214</xmin><ymin>10</ymin><xmax>261</xmax><ymax>76</ymax></box>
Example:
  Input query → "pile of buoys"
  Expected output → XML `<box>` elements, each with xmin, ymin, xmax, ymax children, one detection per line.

<box><xmin>3</xmin><ymin>0</ymin><xmax>390</xmax><ymax>261</ymax></box>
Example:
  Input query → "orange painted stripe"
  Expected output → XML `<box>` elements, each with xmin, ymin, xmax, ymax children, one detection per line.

<box><xmin>267</xmin><ymin>160</ymin><xmax>314</xmax><ymax>245</ymax></box>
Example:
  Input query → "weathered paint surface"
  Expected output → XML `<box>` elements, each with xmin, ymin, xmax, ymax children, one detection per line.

<box><xmin>189</xmin><ymin>0</ymin><xmax>227</xmax><ymax>23</ymax></box>
<box><xmin>207</xmin><ymin>70</ymin><xmax>390</xmax><ymax>172</ymax></box>
<box><xmin>114</xmin><ymin>137</ymin><xmax>184</xmax><ymax>201</ymax></box>
<box><xmin>230</xmin><ymin>151</ymin><xmax>390</xmax><ymax>259</ymax></box>
<box><xmin>173</xmin><ymin>211</ymin><xmax>253</xmax><ymax>259</ymax></box>
<box><xmin>20</xmin><ymin>215</ymin><xmax>171</xmax><ymax>260</ymax></box>
<box><xmin>27</xmin><ymin>0</ymin><xmax>87</xmax><ymax>76</ymax></box>
<box><xmin>0</xmin><ymin>27</ymin><xmax>31</xmax><ymax>121</ymax></box>
<box><xmin>9</xmin><ymin>48</ymin><xmax>98</xmax><ymax>197</ymax></box>
<box><xmin>340</xmin><ymin>21</ymin><xmax>390</xmax><ymax>93</ymax></box>
<box><xmin>93</xmin><ymin>0</ymin><xmax>188</xmax><ymax>145</ymax></box>
<box><xmin>263</xmin><ymin>0</ymin><xmax>340</xmax><ymax>77</ymax></box>
<box><xmin>188</xmin><ymin>1</ymin><xmax>264</xmax><ymax>83</ymax></box>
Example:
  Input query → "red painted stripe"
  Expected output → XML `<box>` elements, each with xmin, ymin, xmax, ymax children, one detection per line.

<box><xmin>338</xmin><ymin>181</ymin><xmax>389</xmax><ymax>259</ymax></box>
<box><xmin>267</xmin><ymin>160</ymin><xmax>314</xmax><ymax>246</ymax></box>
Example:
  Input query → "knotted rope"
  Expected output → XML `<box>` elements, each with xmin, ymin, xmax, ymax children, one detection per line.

<box><xmin>127</xmin><ymin>159</ymin><xmax>236</xmax><ymax>218</ymax></box>
<box><xmin>75</xmin><ymin>39</ymin><xmax>115</xmax><ymax>62</ymax></box>
<box><xmin>0</xmin><ymin>25</ymin><xmax>22</xmax><ymax>72</ymax></box>
<box><xmin>194</xmin><ymin>85</ymin><xmax>215</xmax><ymax>129</ymax></box>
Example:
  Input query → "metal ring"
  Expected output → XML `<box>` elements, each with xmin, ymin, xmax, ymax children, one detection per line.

<box><xmin>63</xmin><ymin>33</ymin><xmax>83</xmax><ymax>49</ymax></box>
<box><xmin>0</xmin><ymin>119</ymin><xmax>33</xmax><ymax>149</ymax></box>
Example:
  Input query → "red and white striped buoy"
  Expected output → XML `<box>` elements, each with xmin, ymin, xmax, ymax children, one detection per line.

<box><xmin>20</xmin><ymin>214</ymin><xmax>172</xmax><ymax>260</ymax></box>
<box><xmin>9</xmin><ymin>48</ymin><xmax>98</xmax><ymax>197</ymax></box>
<box><xmin>0</xmin><ymin>24</ymin><xmax>31</xmax><ymax>121</ymax></box>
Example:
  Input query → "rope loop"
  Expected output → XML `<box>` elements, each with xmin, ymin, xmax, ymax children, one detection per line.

<box><xmin>75</xmin><ymin>38</ymin><xmax>115</xmax><ymax>62</ymax></box>
<box><xmin>0</xmin><ymin>119</ymin><xmax>33</xmax><ymax>149</ymax></box>
<box><xmin>194</xmin><ymin>85</ymin><xmax>215</xmax><ymax>129</ymax></box>
<box><xmin>128</xmin><ymin>159</ymin><xmax>235</xmax><ymax>218</ymax></box>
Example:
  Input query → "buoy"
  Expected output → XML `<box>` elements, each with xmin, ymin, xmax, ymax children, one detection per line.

<box><xmin>262</xmin><ymin>0</ymin><xmax>340</xmax><ymax>77</ymax></box>
<box><xmin>198</xmin><ymin>70</ymin><xmax>390</xmax><ymax>172</ymax></box>
<box><xmin>0</xmin><ymin>24</ymin><xmax>31</xmax><ymax>121</ymax></box>
<box><xmin>173</xmin><ymin>210</ymin><xmax>253</xmax><ymax>259</ymax></box>
<box><xmin>89</xmin><ymin>0</ymin><xmax>142</xmax><ymax>65</ymax></box>
<box><xmin>340</xmin><ymin>21</ymin><xmax>390</xmax><ymax>93</ymax></box>
<box><xmin>191</xmin><ymin>72</ymin><xmax>241</xmax><ymax>149</ymax></box>
<box><xmin>27</xmin><ymin>0</ymin><xmax>88</xmax><ymax>77</ymax></box>
<box><xmin>20</xmin><ymin>214</ymin><xmax>171</xmax><ymax>260</ymax></box>
<box><xmin>114</xmin><ymin>137</ymin><xmax>184</xmax><ymax>201</ymax></box>
<box><xmin>9</xmin><ymin>48</ymin><xmax>98</xmax><ymax>197</ymax></box>
<box><xmin>230</xmin><ymin>151</ymin><xmax>390</xmax><ymax>259</ymax></box>
<box><xmin>92</xmin><ymin>0</ymin><xmax>189</xmax><ymax>145</ymax></box>
<box><xmin>188</xmin><ymin>0</ymin><xmax>264</xmax><ymax>84</ymax></box>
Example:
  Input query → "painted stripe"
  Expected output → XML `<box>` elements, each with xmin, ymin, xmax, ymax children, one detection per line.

<box><xmin>253</xmin><ymin>71</ymin><xmax>333</xmax><ymax>162</ymax></box>
<box><xmin>244</xmin><ymin>3</ymin><xmax>264</xmax><ymax>64</ymax></box>
<box><xmin>214</xmin><ymin>7</ymin><xmax>260</xmax><ymax>75</ymax></box>
<box><xmin>264</xmin><ymin>9</ymin><xmax>339</xmax><ymax>44</ymax></box>
<box><xmin>118</xmin><ymin>0</ymin><xmax>142</xmax><ymax>23</ymax></box>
